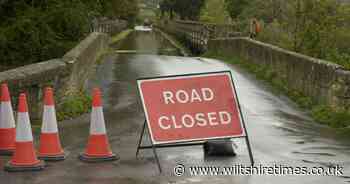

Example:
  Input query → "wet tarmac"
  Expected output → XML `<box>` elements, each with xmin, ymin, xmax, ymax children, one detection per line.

<box><xmin>1</xmin><ymin>31</ymin><xmax>350</xmax><ymax>183</ymax></box>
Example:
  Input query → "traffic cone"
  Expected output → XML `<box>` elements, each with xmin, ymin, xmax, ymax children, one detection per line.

<box><xmin>0</xmin><ymin>84</ymin><xmax>16</xmax><ymax>155</ymax></box>
<box><xmin>79</xmin><ymin>88</ymin><xmax>118</xmax><ymax>162</ymax></box>
<box><xmin>38</xmin><ymin>87</ymin><xmax>65</xmax><ymax>161</ymax></box>
<box><xmin>4</xmin><ymin>93</ymin><xmax>45</xmax><ymax>172</ymax></box>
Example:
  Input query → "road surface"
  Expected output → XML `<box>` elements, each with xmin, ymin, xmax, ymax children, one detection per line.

<box><xmin>1</xmin><ymin>31</ymin><xmax>350</xmax><ymax>184</ymax></box>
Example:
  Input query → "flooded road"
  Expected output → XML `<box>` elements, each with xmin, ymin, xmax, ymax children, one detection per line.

<box><xmin>1</xmin><ymin>30</ymin><xmax>350</xmax><ymax>184</ymax></box>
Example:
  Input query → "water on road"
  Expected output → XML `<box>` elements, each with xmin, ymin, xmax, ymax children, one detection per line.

<box><xmin>1</xmin><ymin>31</ymin><xmax>350</xmax><ymax>184</ymax></box>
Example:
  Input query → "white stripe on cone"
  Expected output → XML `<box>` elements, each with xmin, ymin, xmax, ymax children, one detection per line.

<box><xmin>90</xmin><ymin>107</ymin><xmax>106</xmax><ymax>135</ymax></box>
<box><xmin>41</xmin><ymin>105</ymin><xmax>58</xmax><ymax>133</ymax></box>
<box><xmin>16</xmin><ymin>112</ymin><xmax>33</xmax><ymax>142</ymax></box>
<box><xmin>0</xmin><ymin>101</ymin><xmax>15</xmax><ymax>129</ymax></box>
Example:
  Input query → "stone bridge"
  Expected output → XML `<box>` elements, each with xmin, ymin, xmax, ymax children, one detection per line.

<box><xmin>3</xmin><ymin>18</ymin><xmax>349</xmax><ymax>120</ymax></box>
<box><xmin>2</xmin><ymin>18</ymin><xmax>350</xmax><ymax>184</ymax></box>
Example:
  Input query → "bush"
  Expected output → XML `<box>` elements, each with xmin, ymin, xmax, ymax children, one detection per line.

<box><xmin>0</xmin><ymin>0</ymin><xmax>139</xmax><ymax>69</ymax></box>
<box><xmin>57</xmin><ymin>92</ymin><xmax>92</xmax><ymax>121</ymax></box>
<box><xmin>0</xmin><ymin>2</ymin><xmax>90</xmax><ymax>67</ymax></box>
<box><xmin>235</xmin><ymin>0</ymin><xmax>350</xmax><ymax>70</ymax></box>
<box><xmin>312</xmin><ymin>106</ymin><xmax>350</xmax><ymax>128</ymax></box>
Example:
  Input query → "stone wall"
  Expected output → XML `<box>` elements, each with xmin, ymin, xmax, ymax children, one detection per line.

<box><xmin>157</xmin><ymin>20</ymin><xmax>240</xmax><ymax>54</ymax></box>
<box><xmin>62</xmin><ymin>32</ymin><xmax>110</xmax><ymax>95</ymax></box>
<box><xmin>0</xmin><ymin>32</ymin><xmax>111</xmax><ymax>119</ymax></box>
<box><xmin>161</xmin><ymin>20</ymin><xmax>240</xmax><ymax>38</ymax></box>
<box><xmin>208</xmin><ymin>37</ymin><xmax>350</xmax><ymax>112</ymax></box>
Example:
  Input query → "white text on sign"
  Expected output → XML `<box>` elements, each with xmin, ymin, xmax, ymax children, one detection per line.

<box><xmin>159</xmin><ymin>88</ymin><xmax>232</xmax><ymax>130</ymax></box>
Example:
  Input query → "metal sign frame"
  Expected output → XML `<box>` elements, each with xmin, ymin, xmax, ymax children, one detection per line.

<box><xmin>135</xmin><ymin>71</ymin><xmax>254</xmax><ymax>173</ymax></box>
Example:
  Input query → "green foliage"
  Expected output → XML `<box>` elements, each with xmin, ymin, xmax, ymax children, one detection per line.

<box><xmin>0</xmin><ymin>0</ymin><xmax>138</xmax><ymax>68</ymax></box>
<box><xmin>325</xmin><ymin>48</ymin><xmax>350</xmax><ymax>69</ymax></box>
<box><xmin>110</xmin><ymin>0</ymin><xmax>139</xmax><ymax>26</ymax></box>
<box><xmin>200</xmin><ymin>0</ymin><xmax>230</xmax><ymax>23</ymax></box>
<box><xmin>312</xmin><ymin>106</ymin><xmax>350</xmax><ymax>128</ymax></box>
<box><xmin>160</xmin><ymin>0</ymin><xmax>205</xmax><ymax>20</ymax></box>
<box><xmin>233</xmin><ymin>0</ymin><xmax>350</xmax><ymax>69</ymax></box>
<box><xmin>256</xmin><ymin>20</ymin><xmax>290</xmax><ymax>48</ymax></box>
<box><xmin>239</xmin><ymin>0</ymin><xmax>284</xmax><ymax>23</ymax></box>
<box><xmin>290</xmin><ymin>0</ymin><xmax>343</xmax><ymax>58</ymax></box>
<box><xmin>287</xmin><ymin>91</ymin><xmax>313</xmax><ymax>109</ymax></box>
<box><xmin>159</xmin><ymin>0</ymin><xmax>175</xmax><ymax>18</ymax></box>
<box><xmin>224</xmin><ymin>0</ymin><xmax>249</xmax><ymax>19</ymax></box>
<box><xmin>57</xmin><ymin>91</ymin><xmax>92</xmax><ymax>121</ymax></box>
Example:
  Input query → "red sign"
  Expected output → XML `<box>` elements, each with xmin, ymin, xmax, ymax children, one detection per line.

<box><xmin>137</xmin><ymin>72</ymin><xmax>244</xmax><ymax>145</ymax></box>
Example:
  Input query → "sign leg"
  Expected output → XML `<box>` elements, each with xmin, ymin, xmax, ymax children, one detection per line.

<box><xmin>229</xmin><ymin>72</ymin><xmax>255</xmax><ymax>166</ymax></box>
<box><xmin>136</xmin><ymin>120</ymin><xmax>162</xmax><ymax>173</ymax></box>
<box><xmin>136</xmin><ymin>120</ymin><xmax>146</xmax><ymax>158</ymax></box>
<box><xmin>245</xmin><ymin>136</ymin><xmax>255</xmax><ymax>166</ymax></box>
<box><xmin>152</xmin><ymin>145</ymin><xmax>162</xmax><ymax>173</ymax></box>
<box><xmin>144</xmin><ymin>124</ymin><xmax>162</xmax><ymax>173</ymax></box>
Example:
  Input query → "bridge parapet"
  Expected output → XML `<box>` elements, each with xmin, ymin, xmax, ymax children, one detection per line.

<box><xmin>172</xmin><ymin>20</ymin><xmax>240</xmax><ymax>38</ymax></box>
<box><xmin>157</xmin><ymin>20</ymin><xmax>241</xmax><ymax>54</ymax></box>
<box><xmin>208</xmin><ymin>38</ymin><xmax>350</xmax><ymax>113</ymax></box>
<box><xmin>0</xmin><ymin>32</ymin><xmax>112</xmax><ymax>120</ymax></box>
<box><xmin>91</xmin><ymin>19</ymin><xmax>128</xmax><ymax>35</ymax></box>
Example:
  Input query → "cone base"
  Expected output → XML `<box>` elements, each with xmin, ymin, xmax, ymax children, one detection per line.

<box><xmin>0</xmin><ymin>149</ymin><xmax>14</xmax><ymax>156</ymax></box>
<box><xmin>78</xmin><ymin>153</ymin><xmax>119</xmax><ymax>163</ymax></box>
<box><xmin>38</xmin><ymin>152</ymin><xmax>67</xmax><ymax>161</ymax></box>
<box><xmin>4</xmin><ymin>160</ymin><xmax>45</xmax><ymax>172</ymax></box>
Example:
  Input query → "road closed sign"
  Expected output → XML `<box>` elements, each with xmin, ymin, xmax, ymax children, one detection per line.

<box><xmin>137</xmin><ymin>71</ymin><xmax>245</xmax><ymax>145</ymax></box>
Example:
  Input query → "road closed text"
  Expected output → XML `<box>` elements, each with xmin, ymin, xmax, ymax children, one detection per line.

<box><xmin>159</xmin><ymin>111</ymin><xmax>232</xmax><ymax>130</ymax></box>
<box><xmin>159</xmin><ymin>88</ymin><xmax>232</xmax><ymax>130</ymax></box>
<box><xmin>138</xmin><ymin>72</ymin><xmax>244</xmax><ymax>144</ymax></box>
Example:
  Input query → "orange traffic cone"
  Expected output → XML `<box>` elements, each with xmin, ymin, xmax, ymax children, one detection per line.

<box><xmin>79</xmin><ymin>88</ymin><xmax>118</xmax><ymax>162</ymax></box>
<box><xmin>0</xmin><ymin>84</ymin><xmax>16</xmax><ymax>155</ymax></box>
<box><xmin>4</xmin><ymin>93</ymin><xmax>45</xmax><ymax>172</ymax></box>
<box><xmin>38</xmin><ymin>87</ymin><xmax>65</xmax><ymax>161</ymax></box>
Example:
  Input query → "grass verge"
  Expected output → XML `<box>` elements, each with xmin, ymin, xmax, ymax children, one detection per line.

<box><xmin>111</xmin><ymin>29</ymin><xmax>133</xmax><ymax>44</ymax></box>
<box><xmin>203</xmin><ymin>52</ymin><xmax>350</xmax><ymax>131</ymax></box>
<box><xmin>96</xmin><ymin>29</ymin><xmax>133</xmax><ymax>65</ymax></box>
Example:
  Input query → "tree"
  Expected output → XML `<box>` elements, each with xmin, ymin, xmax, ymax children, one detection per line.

<box><xmin>159</xmin><ymin>0</ymin><xmax>205</xmax><ymax>20</ymax></box>
<box><xmin>200</xmin><ymin>0</ymin><xmax>230</xmax><ymax>23</ymax></box>
<box><xmin>160</xmin><ymin>0</ymin><xmax>175</xmax><ymax>19</ymax></box>
<box><xmin>111</xmin><ymin>0</ymin><xmax>139</xmax><ymax>21</ymax></box>
<box><xmin>224</xmin><ymin>0</ymin><xmax>249</xmax><ymax>19</ymax></box>
<box><xmin>285</xmin><ymin>0</ymin><xmax>343</xmax><ymax>58</ymax></box>
<box><xmin>231</xmin><ymin>0</ymin><xmax>350</xmax><ymax>69</ymax></box>
<box><xmin>0</xmin><ymin>0</ymin><xmax>139</xmax><ymax>67</ymax></box>
<box><xmin>174</xmin><ymin>0</ymin><xmax>205</xmax><ymax>20</ymax></box>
